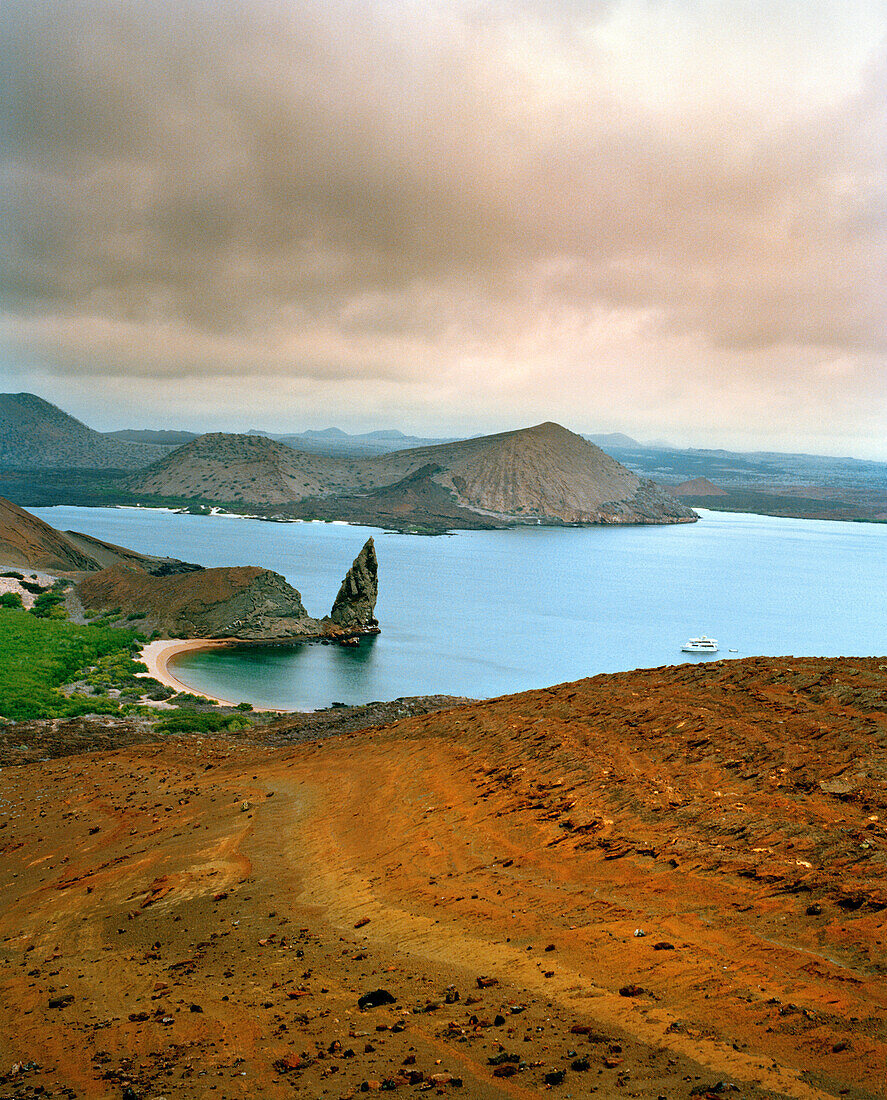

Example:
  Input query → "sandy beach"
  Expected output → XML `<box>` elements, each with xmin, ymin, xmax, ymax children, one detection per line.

<box><xmin>138</xmin><ymin>637</ymin><xmax>236</xmax><ymax>705</ymax></box>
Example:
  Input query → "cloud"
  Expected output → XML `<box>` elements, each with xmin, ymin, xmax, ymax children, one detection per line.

<box><xmin>1</xmin><ymin>0</ymin><xmax>885</xmax><ymax>451</ymax></box>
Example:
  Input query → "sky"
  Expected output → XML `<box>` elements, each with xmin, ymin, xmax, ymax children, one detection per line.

<box><xmin>1</xmin><ymin>0</ymin><xmax>886</xmax><ymax>457</ymax></box>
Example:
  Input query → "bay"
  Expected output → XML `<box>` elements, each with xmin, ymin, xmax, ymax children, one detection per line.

<box><xmin>33</xmin><ymin>506</ymin><xmax>887</xmax><ymax>711</ymax></box>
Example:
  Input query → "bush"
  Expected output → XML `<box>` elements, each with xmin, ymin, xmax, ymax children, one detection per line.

<box><xmin>31</xmin><ymin>584</ymin><xmax>67</xmax><ymax>619</ymax></box>
<box><xmin>0</xmin><ymin>571</ymin><xmax>23</xmax><ymax>580</ymax></box>
<box><xmin>170</xmin><ymin>692</ymin><xmax>208</xmax><ymax>706</ymax></box>
<box><xmin>156</xmin><ymin>711</ymin><xmax>252</xmax><ymax>735</ymax></box>
<box><xmin>0</xmin><ymin>592</ymin><xmax>24</xmax><ymax>610</ymax></box>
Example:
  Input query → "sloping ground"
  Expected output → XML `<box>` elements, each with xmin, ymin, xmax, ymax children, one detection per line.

<box><xmin>0</xmin><ymin>656</ymin><xmax>884</xmax><ymax>1099</ymax></box>
<box><xmin>0</xmin><ymin>496</ymin><xmax>101</xmax><ymax>571</ymax></box>
<box><xmin>0</xmin><ymin>393</ymin><xmax>167</xmax><ymax>470</ymax></box>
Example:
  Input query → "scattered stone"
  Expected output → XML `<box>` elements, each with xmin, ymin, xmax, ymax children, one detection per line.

<box><xmin>48</xmin><ymin>994</ymin><xmax>74</xmax><ymax>1009</ymax></box>
<box><xmin>806</xmin><ymin>904</ymin><xmax>823</xmax><ymax>916</ymax></box>
<box><xmin>570</xmin><ymin>1057</ymin><xmax>590</xmax><ymax>1071</ymax></box>
<box><xmin>493</xmin><ymin>1064</ymin><xmax>518</xmax><ymax>1077</ymax></box>
<box><xmin>488</xmin><ymin>1053</ymin><xmax>520</xmax><ymax>1065</ymax></box>
<box><xmin>619</xmin><ymin>984</ymin><xmax>644</xmax><ymax>997</ymax></box>
<box><xmin>358</xmin><ymin>989</ymin><xmax>397</xmax><ymax>1009</ymax></box>
<box><xmin>653</xmin><ymin>941</ymin><xmax>675</xmax><ymax>950</ymax></box>
<box><xmin>544</xmin><ymin>1068</ymin><xmax>566</xmax><ymax>1085</ymax></box>
<box><xmin>476</xmin><ymin>975</ymin><xmax>499</xmax><ymax>988</ymax></box>
<box><xmin>355</xmin><ymin>917</ymin><xmax>371</xmax><ymax>928</ymax></box>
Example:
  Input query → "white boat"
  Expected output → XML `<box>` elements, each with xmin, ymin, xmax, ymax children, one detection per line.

<box><xmin>682</xmin><ymin>636</ymin><xmax>719</xmax><ymax>654</ymax></box>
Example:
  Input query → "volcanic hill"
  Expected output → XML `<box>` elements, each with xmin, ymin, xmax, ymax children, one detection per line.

<box><xmin>130</xmin><ymin>421</ymin><xmax>696</xmax><ymax>530</ymax></box>
<box><xmin>0</xmin><ymin>495</ymin><xmax>104</xmax><ymax>572</ymax></box>
<box><xmin>0</xmin><ymin>655</ymin><xmax>885</xmax><ymax>1098</ymax></box>
<box><xmin>673</xmin><ymin>477</ymin><xmax>729</xmax><ymax>496</ymax></box>
<box><xmin>0</xmin><ymin>393</ymin><xmax>170</xmax><ymax>470</ymax></box>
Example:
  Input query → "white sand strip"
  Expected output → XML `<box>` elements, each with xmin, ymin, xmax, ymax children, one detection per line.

<box><xmin>138</xmin><ymin>639</ymin><xmax>237</xmax><ymax>706</ymax></box>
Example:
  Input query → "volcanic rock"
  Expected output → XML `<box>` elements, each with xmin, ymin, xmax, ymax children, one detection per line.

<box><xmin>329</xmin><ymin>538</ymin><xmax>378</xmax><ymax>630</ymax></box>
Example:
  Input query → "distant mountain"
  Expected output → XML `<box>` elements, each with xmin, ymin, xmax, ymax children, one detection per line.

<box><xmin>0</xmin><ymin>393</ymin><xmax>169</xmax><ymax>469</ymax></box>
<box><xmin>673</xmin><ymin>478</ymin><xmax>728</xmax><ymax>497</ymax></box>
<box><xmin>247</xmin><ymin>426</ymin><xmax>458</xmax><ymax>456</ymax></box>
<box><xmin>584</xmin><ymin>432</ymin><xmax>641</xmax><ymax>448</ymax></box>
<box><xmin>129</xmin><ymin>421</ymin><xmax>696</xmax><ymax>530</ymax></box>
<box><xmin>106</xmin><ymin>429</ymin><xmax>198</xmax><ymax>446</ymax></box>
<box><xmin>276</xmin><ymin>429</ymin><xmax>458</xmax><ymax>456</ymax></box>
<box><xmin>302</xmin><ymin>427</ymin><xmax>350</xmax><ymax>439</ymax></box>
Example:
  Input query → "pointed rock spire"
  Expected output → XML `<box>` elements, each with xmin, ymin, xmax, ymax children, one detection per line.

<box><xmin>329</xmin><ymin>537</ymin><xmax>378</xmax><ymax>630</ymax></box>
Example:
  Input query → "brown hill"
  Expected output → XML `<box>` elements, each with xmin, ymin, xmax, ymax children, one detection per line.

<box><xmin>0</xmin><ymin>495</ymin><xmax>101</xmax><ymax>571</ymax></box>
<box><xmin>0</xmin><ymin>655</ymin><xmax>884</xmax><ymax>1098</ymax></box>
<box><xmin>673</xmin><ymin>477</ymin><xmax>729</xmax><ymax>496</ymax></box>
<box><xmin>0</xmin><ymin>392</ymin><xmax>169</xmax><ymax>469</ymax></box>
<box><xmin>129</xmin><ymin>433</ymin><xmax>358</xmax><ymax>505</ymax></box>
<box><xmin>130</xmin><ymin>422</ymin><xmax>696</xmax><ymax>529</ymax></box>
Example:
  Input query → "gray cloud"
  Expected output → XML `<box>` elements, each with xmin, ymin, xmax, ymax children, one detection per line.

<box><xmin>1</xmin><ymin>0</ymin><xmax>886</xmax><ymax>452</ymax></box>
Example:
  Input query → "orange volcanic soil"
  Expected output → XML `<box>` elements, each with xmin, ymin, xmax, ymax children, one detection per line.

<box><xmin>1</xmin><ymin>656</ymin><xmax>885</xmax><ymax>1099</ymax></box>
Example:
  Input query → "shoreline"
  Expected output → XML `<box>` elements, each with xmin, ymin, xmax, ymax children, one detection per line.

<box><xmin>138</xmin><ymin>638</ymin><xmax>241</xmax><ymax>707</ymax></box>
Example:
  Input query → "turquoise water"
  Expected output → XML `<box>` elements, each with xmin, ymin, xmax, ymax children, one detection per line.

<box><xmin>34</xmin><ymin>507</ymin><xmax>887</xmax><ymax>710</ymax></box>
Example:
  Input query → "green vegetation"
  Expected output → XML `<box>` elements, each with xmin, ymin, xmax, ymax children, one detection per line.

<box><xmin>31</xmin><ymin>583</ymin><xmax>68</xmax><ymax>619</ymax></box>
<box><xmin>0</xmin><ymin>607</ymin><xmax>139</xmax><ymax>720</ymax></box>
<box><xmin>155</xmin><ymin>710</ymin><xmax>252</xmax><ymax>735</ymax></box>
<box><xmin>0</xmin><ymin>602</ymin><xmax>257</xmax><ymax>737</ymax></box>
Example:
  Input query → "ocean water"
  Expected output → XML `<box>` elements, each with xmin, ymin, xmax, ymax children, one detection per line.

<box><xmin>33</xmin><ymin>506</ymin><xmax>887</xmax><ymax>710</ymax></box>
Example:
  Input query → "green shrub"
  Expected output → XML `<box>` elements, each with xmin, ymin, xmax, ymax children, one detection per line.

<box><xmin>31</xmin><ymin>585</ymin><xmax>67</xmax><ymax>618</ymax></box>
<box><xmin>0</xmin><ymin>592</ymin><xmax>24</xmax><ymax>610</ymax></box>
<box><xmin>156</xmin><ymin>711</ymin><xmax>252</xmax><ymax>735</ymax></box>
<box><xmin>0</xmin><ymin>571</ymin><xmax>23</xmax><ymax>580</ymax></box>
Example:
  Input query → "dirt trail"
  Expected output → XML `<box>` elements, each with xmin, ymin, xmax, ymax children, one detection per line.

<box><xmin>0</xmin><ymin>656</ymin><xmax>885</xmax><ymax>1099</ymax></box>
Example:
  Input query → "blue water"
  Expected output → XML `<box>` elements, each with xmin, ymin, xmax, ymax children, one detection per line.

<box><xmin>33</xmin><ymin>506</ymin><xmax>887</xmax><ymax>710</ymax></box>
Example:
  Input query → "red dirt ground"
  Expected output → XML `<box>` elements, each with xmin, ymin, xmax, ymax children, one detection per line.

<box><xmin>1</xmin><ymin>656</ymin><xmax>885</xmax><ymax>1099</ymax></box>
